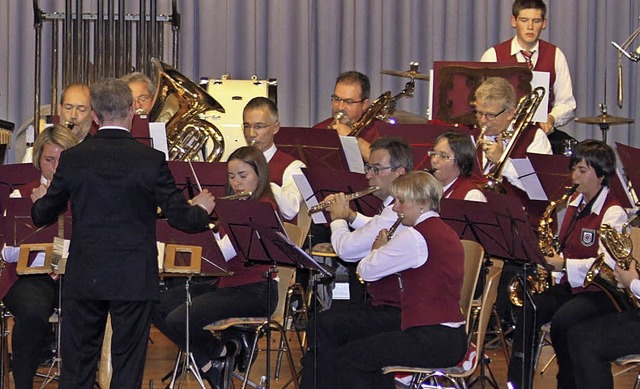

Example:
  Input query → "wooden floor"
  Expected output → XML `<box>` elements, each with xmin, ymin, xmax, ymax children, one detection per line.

<box><xmin>19</xmin><ymin>323</ymin><xmax>640</xmax><ymax>388</ymax></box>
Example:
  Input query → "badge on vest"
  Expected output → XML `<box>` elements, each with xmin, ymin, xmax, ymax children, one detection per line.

<box><xmin>581</xmin><ymin>228</ymin><xmax>596</xmax><ymax>247</ymax></box>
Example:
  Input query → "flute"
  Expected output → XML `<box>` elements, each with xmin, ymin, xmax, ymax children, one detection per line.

<box><xmin>386</xmin><ymin>215</ymin><xmax>404</xmax><ymax>239</ymax></box>
<box><xmin>308</xmin><ymin>186</ymin><xmax>379</xmax><ymax>215</ymax></box>
<box><xmin>218</xmin><ymin>192</ymin><xmax>252</xmax><ymax>200</ymax></box>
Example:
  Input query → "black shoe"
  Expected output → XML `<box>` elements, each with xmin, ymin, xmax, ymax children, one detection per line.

<box><xmin>236</xmin><ymin>331</ymin><xmax>257</xmax><ymax>373</ymax></box>
<box><xmin>201</xmin><ymin>358</ymin><xmax>226</xmax><ymax>389</ymax></box>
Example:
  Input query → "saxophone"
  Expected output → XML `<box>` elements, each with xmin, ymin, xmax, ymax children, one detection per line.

<box><xmin>583</xmin><ymin>213</ymin><xmax>640</xmax><ymax>311</ymax></box>
<box><xmin>508</xmin><ymin>184</ymin><xmax>577</xmax><ymax>307</ymax></box>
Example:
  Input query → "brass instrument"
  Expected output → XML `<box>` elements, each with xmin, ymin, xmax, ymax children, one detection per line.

<box><xmin>508</xmin><ymin>184</ymin><xmax>577</xmax><ymax>307</ymax></box>
<box><xmin>475</xmin><ymin>126</ymin><xmax>487</xmax><ymax>148</ymax></box>
<box><xmin>148</xmin><ymin>58</ymin><xmax>226</xmax><ymax>162</ymax></box>
<box><xmin>584</xmin><ymin>214</ymin><xmax>640</xmax><ymax>311</ymax></box>
<box><xmin>484</xmin><ymin>87</ymin><xmax>546</xmax><ymax>193</ymax></box>
<box><xmin>329</xmin><ymin>111</ymin><xmax>345</xmax><ymax>128</ymax></box>
<box><xmin>348</xmin><ymin>91</ymin><xmax>393</xmax><ymax>137</ymax></box>
<box><xmin>218</xmin><ymin>192</ymin><xmax>253</xmax><ymax>200</ymax></box>
<box><xmin>307</xmin><ymin>186</ymin><xmax>379</xmax><ymax>215</ymax></box>
<box><xmin>386</xmin><ymin>215</ymin><xmax>404</xmax><ymax>240</ymax></box>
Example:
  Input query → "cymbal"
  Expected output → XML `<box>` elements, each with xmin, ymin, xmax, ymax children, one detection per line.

<box><xmin>388</xmin><ymin>109</ymin><xmax>429</xmax><ymax>124</ymax></box>
<box><xmin>380</xmin><ymin>69</ymin><xmax>430</xmax><ymax>81</ymax></box>
<box><xmin>575</xmin><ymin>113</ymin><xmax>634</xmax><ymax>126</ymax></box>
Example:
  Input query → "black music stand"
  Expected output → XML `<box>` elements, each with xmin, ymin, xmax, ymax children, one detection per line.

<box><xmin>167</xmin><ymin>161</ymin><xmax>228</xmax><ymax>199</ymax></box>
<box><xmin>275</xmin><ymin>127</ymin><xmax>350</xmax><ymax>171</ymax></box>
<box><xmin>441</xmin><ymin>194</ymin><xmax>547</xmax><ymax>389</ymax></box>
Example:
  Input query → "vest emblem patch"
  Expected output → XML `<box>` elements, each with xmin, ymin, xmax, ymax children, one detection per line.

<box><xmin>581</xmin><ymin>228</ymin><xmax>596</xmax><ymax>247</ymax></box>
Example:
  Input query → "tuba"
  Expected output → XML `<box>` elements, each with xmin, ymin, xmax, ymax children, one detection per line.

<box><xmin>583</xmin><ymin>214</ymin><xmax>640</xmax><ymax>311</ymax></box>
<box><xmin>508</xmin><ymin>184</ymin><xmax>578</xmax><ymax>306</ymax></box>
<box><xmin>148</xmin><ymin>58</ymin><xmax>226</xmax><ymax>162</ymax></box>
<box><xmin>483</xmin><ymin>87</ymin><xmax>546</xmax><ymax>193</ymax></box>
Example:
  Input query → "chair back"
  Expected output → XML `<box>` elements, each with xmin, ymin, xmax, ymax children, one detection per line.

<box><xmin>272</xmin><ymin>267</ymin><xmax>297</xmax><ymax>324</ymax></box>
<box><xmin>296</xmin><ymin>202</ymin><xmax>312</xmax><ymax>245</ymax></box>
<box><xmin>283</xmin><ymin>222</ymin><xmax>305</xmax><ymax>248</ymax></box>
<box><xmin>460</xmin><ymin>240</ymin><xmax>485</xmax><ymax>335</ymax></box>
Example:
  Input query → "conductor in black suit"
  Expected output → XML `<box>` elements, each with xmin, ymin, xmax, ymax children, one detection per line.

<box><xmin>31</xmin><ymin>78</ymin><xmax>216</xmax><ymax>388</ymax></box>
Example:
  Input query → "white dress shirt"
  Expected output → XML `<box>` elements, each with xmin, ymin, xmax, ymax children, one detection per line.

<box><xmin>481</xmin><ymin>37</ymin><xmax>577</xmax><ymax>128</ymax></box>
<box><xmin>264</xmin><ymin>144</ymin><xmax>306</xmax><ymax>220</ymax></box>
<box><xmin>443</xmin><ymin>178</ymin><xmax>487</xmax><ymax>202</ymax></box>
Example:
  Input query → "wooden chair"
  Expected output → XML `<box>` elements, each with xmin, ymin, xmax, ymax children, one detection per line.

<box><xmin>382</xmin><ymin>260</ymin><xmax>503</xmax><ymax>389</ymax></box>
<box><xmin>614</xmin><ymin>354</ymin><xmax>640</xmax><ymax>389</ymax></box>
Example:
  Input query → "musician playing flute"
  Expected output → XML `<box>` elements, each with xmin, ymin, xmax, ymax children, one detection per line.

<box><xmin>299</xmin><ymin>137</ymin><xmax>412</xmax><ymax>389</ymax></box>
<box><xmin>335</xmin><ymin>171</ymin><xmax>466</xmax><ymax>388</ymax></box>
<box><xmin>314</xmin><ymin>71</ymin><xmax>382</xmax><ymax>162</ymax></box>
<box><xmin>507</xmin><ymin>140</ymin><xmax>626</xmax><ymax>389</ymax></box>
<box><xmin>568</xmin><ymin>261</ymin><xmax>640</xmax><ymax>389</ymax></box>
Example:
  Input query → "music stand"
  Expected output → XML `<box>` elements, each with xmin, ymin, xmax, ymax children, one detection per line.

<box><xmin>167</xmin><ymin>161</ymin><xmax>228</xmax><ymax>199</ymax></box>
<box><xmin>275</xmin><ymin>127</ymin><xmax>350</xmax><ymax>171</ymax></box>
<box><xmin>616</xmin><ymin>142</ymin><xmax>640</xmax><ymax>207</ymax></box>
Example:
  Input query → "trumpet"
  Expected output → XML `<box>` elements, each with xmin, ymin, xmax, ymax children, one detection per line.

<box><xmin>308</xmin><ymin>186</ymin><xmax>379</xmax><ymax>215</ymax></box>
<box><xmin>218</xmin><ymin>191</ymin><xmax>253</xmax><ymax>200</ymax></box>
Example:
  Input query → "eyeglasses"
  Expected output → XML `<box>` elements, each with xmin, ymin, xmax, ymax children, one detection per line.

<box><xmin>473</xmin><ymin>107</ymin><xmax>507</xmax><ymax>120</ymax></box>
<box><xmin>364</xmin><ymin>164</ymin><xmax>398</xmax><ymax>175</ymax></box>
<box><xmin>330</xmin><ymin>94</ymin><xmax>365</xmax><ymax>105</ymax></box>
<box><xmin>427</xmin><ymin>151</ymin><xmax>454</xmax><ymax>160</ymax></box>
<box><xmin>135</xmin><ymin>94</ymin><xmax>152</xmax><ymax>104</ymax></box>
<box><xmin>242</xmin><ymin>121</ymin><xmax>279</xmax><ymax>131</ymax></box>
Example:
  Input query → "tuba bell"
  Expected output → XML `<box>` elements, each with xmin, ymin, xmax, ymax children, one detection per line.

<box><xmin>148</xmin><ymin>58</ymin><xmax>226</xmax><ymax>162</ymax></box>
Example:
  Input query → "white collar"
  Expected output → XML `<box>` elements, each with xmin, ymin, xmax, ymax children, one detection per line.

<box><xmin>568</xmin><ymin>186</ymin><xmax>610</xmax><ymax>215</ymax></box>
<box><xmin>263</xmin><ymin>143</ymin><xmax>277</xmax><ymax>162</ymax></box>
<box><xmin>510</xmin><ymin>36</ymin><xmax>539</xmax><ymax>56</ymax></box>
<box><xmin>383</xmin><ymin>196</ymin><xmax>394</xmax><ymax>207</ymax></box>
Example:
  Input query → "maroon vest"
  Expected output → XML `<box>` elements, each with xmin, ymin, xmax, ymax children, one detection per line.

<box><xmin>367</xmin><ymin>274</ymin><xmax>402</xmax><ymax>308</ymax></box>
<box><xmin>444</xmin><ymin>177</ymin><xmax>480</xmax><ymax>200</ymax></box>
<box><xmin>494</xmin><ymin>39</ymin><xmax>557</xmax><ymax>111</ymax></box>
<box><xmin>400</xmin><ymin>218</ymin><xmax>464</xmax><ymax>330</ymax></box>
<box><xmin>314</xmin><ymin>118</ymin><xmax>382</xmax><ymax>144</ymax></box>
<box><xmin>268</xmin><ymin>149</ymin><xmax>296</xmax><ymax>187</ymax></box>
<box><xmin>558</xmin><ymin>190</ymin><xmax>622</xmax><ymax>293</ymax></box>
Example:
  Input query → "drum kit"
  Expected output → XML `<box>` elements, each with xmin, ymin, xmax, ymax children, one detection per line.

<box><xmin>575</xmin><ymin>112</ymin><xmax>634</xmax><ymax>143</ymax></box>
<box><xmin>380</xmin><ymin>62</ymin><xmax>430</xmax><ymax>123</ymax></box>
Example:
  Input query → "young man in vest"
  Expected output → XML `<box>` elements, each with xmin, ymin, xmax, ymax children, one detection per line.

<box><xmin>480</xmin><ymin>0</ymin><xmax>576</xmax><ymax>137</ymax></box>
<box><xmin>242</xmin><ymin>97</ymin><xmax>305</xmax><ymax>221</ymax></box>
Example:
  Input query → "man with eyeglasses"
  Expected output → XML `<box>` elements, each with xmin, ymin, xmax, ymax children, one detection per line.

<box><xmin>480</xmin><ymin>0</ymin><xmax>576</xmax><ymax>137</ymax></box>
<box><xmin>299</xmin><ymin>137</ymin><xmax>412</xmax><ymax>389</ymax></box>
<box><xmin>242</xmin><ymin>97</ymin><xmax>305</xmax><ymax>220</ymax></box>
<box><xmin>313</xmin><ymin>71</ymin><xmax>382</xmax><ymax>162</ymax></box>
<box><xmin>120</xmin><ymin>72</ymin><xmax>155</xmax><ymax>115</ymax></box>
<box><xmin>475</xmin><ymin>76</ymin><xmax>551</xmax><ymax>192</ymax></box>
<box><xmin>430</xmin><ymin>131</ymin><xmax>486</xmax><ymax>202</ymax></box>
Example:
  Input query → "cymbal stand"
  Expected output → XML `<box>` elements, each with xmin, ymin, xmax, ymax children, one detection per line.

<box><xmin>0</xmin><ymin>303</ymin><xmax>10</xmax><ymax>389</ymax></box>
<box><xmin>167</xmin><ymin>275</ymin><xmax>206</xmax><ymax>389</ymax></box>
<box><xmin>36</xmin><ymin>275</ymin><xmax>62</xmax><ymax>387</ymax></box>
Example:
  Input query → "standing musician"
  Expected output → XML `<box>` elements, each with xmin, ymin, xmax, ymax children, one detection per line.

<box><xmin>120</xmin><ymin>72</ymin><xmax>155</xmax><ymax>115</ymax></box>
<box><xmin>0</xmin><ymin>125</ymin><xmax>78</xmax><ymax>389</ymax></box>
<box><xmin>334</xmin><ymin>171</ymin><xmax>466</xmax><ymax>388</ymax></box>
<box><xmin>430</xmin><ymin>131</ymin><xmax>487</xmax><ymax>202</ymax></box>
<box><xmin>242</xmin><ymin>97</ymin><xmax>305</xmax><ymax>221</ymax></box>
<box><xmin>475</xmin><ymin>76</ymin><xmax>552</xmax><ymax>193</ymax></box>
<box><xmin>568</xmin><ymin>262</ymin><xmax>640</xmax><ymax>389</ymax></box>
<box><xmin>299</xmin><ymin>137</ymin><xmax>412</xmax><ymax>389</ymax></box>
<box><xmin>480</xmin><ymin>0</ymin><xmax>576</xmax><ymax>136</ymax></box>
<box><xmin>314</xmin><ymin>71</ymin><xmax>382</xmax><ymax>162</ymax></box>
<box><xmin>507</xmin><ymin>140</ymin><xmax>626</xmax><ymax>389</ymax></box>
<box><xmin>152</xmin><ymin>146</ymin><xmax>280</xmax><ymax>388</ymax></box>
<box><xmin>30</xmin><ymin>78</ymin><xmax>216</xmax><ymax>388</ymax></box>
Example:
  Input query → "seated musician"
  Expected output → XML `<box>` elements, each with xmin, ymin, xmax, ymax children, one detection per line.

<box><xmin>334</xmin><ymin>170</ymin><xmax>466</xmax><ymax>387</ymax></box>
<box><xmin>1</xmin><ymin>125</ymin><xmax>78</xmax><ymax>389</ymax></box>
<box><xmin>568</xmin><ymin>261</ymin><xmax>640</xmax><ymax>389</ymax></box>
<box><xmin>120</xmin><ymin>72</ymin><xmax>155</xmax><ymax>115</ymax></box>
<box><xmin>152</xmin><ymin>146</ymin><xmax>280</xmax><ymax>388</ymax></box>
<box><xmin>242</xmin><ymin>97</ymin><xmax>305</xmax><ymax>220</ymax></box>
<box><xmin>299</xmin><ymin>137</ymin><xmax>412</xmax><ymax>389</ymax></box>
<box><xmin>507</xmin><ymin>139</ymin><xmax>627</xmax><ymax>389</ymax></box>
<box><xmin>314</xmin><ymin>71</ymin><xmax>382</xmax><ymax>162</ymax></box>
<box><xmin>475</xmin><ymin>76</ymin><xmax>552</xmax><ymax>191</ymax></box>
<box><xmin>431</xmin><ymin>131</ymin><xmax>487</xmax><ymax>202</ymax></box>
<box><xmin>57</xmin><ymin>83</ymin><xmax>98</xmax><ymax>142</ymax></box>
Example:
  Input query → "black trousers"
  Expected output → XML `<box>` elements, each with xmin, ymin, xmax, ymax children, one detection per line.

<box><xmin>507</xmin><ymin>283</ymin><xmax>616</xmax><ymax>389</ymax></box>
<box><xmin>569</xmin><ymin>309</ymin><xmax>640</xmax><ymax>389</ymax></box>
<box><xmin>3</xmin><ymin>275</ymin><xmax>57</xmax><ymax>389</ymax></box>
<box><xmin>59</xmin><ymin>298</ymin><xmax>154</xmax><ymax>389</ymax></box>
<box><xmin>299</xmin><ymin>301</ymin><xmax>401</xmax><ymax>389</ymax></box>
<box><xmin>336</xmin><ymin>324</ymin><xmax>467</xmax><ymax>389</ymax></box>
<box><xmin>152</xmin><ymin>279</ymin><xmax>277</xmax><ymax>368</ymax></box>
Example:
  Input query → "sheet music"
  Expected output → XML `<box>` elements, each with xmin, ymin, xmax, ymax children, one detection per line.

<box><xmin>149</xmin><ymin>122</ymin><xmax>169</xmax><ymax>160</ymax></box>
<box><xmin>512</xmin><ymin>158</ymin><xmax>548</xmax><ymax>201</ymax></box>
<box><xmin>531</xmin><ymin>71</ymin><xmax>550</xmax><ymax>123</ymax></box>
<box><xmin>339</xmin><ymin>136</ymin><xmax>365</xmax><ymax>173</ymax></box>
<box><xmin>293</xmin><ymin>173</ymin><xmax>327</xmax><ymax>224</ymax></box>
<box><xmin>156</xmin><ymin>241</ymin><xmax>166</xmax><ymax>271</ymax></box>
<box><xmin>616</xmin><ymin>168</ymin><xmax>637</xmax><ymax>209</ymax></box>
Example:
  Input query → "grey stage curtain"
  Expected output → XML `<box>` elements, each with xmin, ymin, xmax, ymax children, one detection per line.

<box><xmin>0</xmin><ymin>0</ymin><xmax>638</xmax><ymax>163</ymax></box>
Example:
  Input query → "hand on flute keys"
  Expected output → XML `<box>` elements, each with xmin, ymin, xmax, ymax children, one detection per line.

<box><xmin>190</xmin><ymin>189</ymin><xmax>216</xmax><ymax>215</ymax></box>
<box><xmin>325</xmin><ymin>192</ymin><xmax>356</xmax><ymax>223</ymax></box>
<box><xmin>30</xmin><ymin>183</ymin><xmax>49</xmax><ymax>203</ymax></box>
<box><xmin>372</xmin><ymin>228</ymin><xmax>389</xmax><ymax>250</ymax></box>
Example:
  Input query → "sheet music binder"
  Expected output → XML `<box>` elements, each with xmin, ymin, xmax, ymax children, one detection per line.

<box><xmin>275</xmin><ymin>126</ymin><xmax>350</xmax><ymax>171</ymax></box>
<box><xmin>6</xmin><ymin>198</ymin><xmax>72</xmax><ymax>247</ymax></box>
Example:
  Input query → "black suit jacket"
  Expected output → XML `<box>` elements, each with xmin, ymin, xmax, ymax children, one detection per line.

<box><xmin>32</xmin><ymin>128</ymin><xmax>210</xmax><ymax>301</ymax></box>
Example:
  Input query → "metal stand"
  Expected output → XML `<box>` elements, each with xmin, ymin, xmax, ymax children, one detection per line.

<box><xmin>36</xmin><ymin>275</ymin><xmax>62</xmax><ymax>388</ymax></box>
<box><xmin>167</xmin><ymin>275</ymin><xmax>206</xmax><ymax>389</ymax></box>
<box><xmin>0</xmin><ymin>303</ymin><xmax>10</xmax><ymax>389</ymax></box>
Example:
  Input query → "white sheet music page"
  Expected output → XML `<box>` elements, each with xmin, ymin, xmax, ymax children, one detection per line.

<box><xmin>149</xmin><ymin>122</ymin><xmax>169</xmax><ymax>160</ymax></box>
<box><xmin>531</xmin><ymin>71</ymin><xmax>550</xmax><ymax>123</ymax></box>
<box><xmin>512</xmin><ymin>158</ymin><xmax>548</xmax><ymax>201</ymax></box>
<box><xmin>293</xmin><ymin>173</ymin><xmax>327</xmax><ymax>224</ymax></box>
<box><xmin>339</xmin><ymin>136</ymin><xmax>365</xmax><ymax>174</ymax></box>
